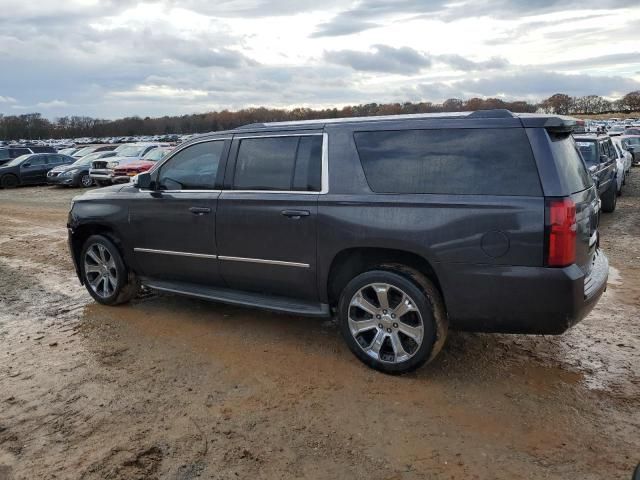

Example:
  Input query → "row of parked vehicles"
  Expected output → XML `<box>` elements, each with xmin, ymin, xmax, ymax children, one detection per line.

<box><xmin>0</xmin><ymin>142</ymin><xmax>173</xmax><ymax>188</ymax></box>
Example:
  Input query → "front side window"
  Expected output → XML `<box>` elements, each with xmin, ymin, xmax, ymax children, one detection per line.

<box><xmin>354</xmin><ymin>128</ymin><xmax>541</xmax><ymax>196</ymax></box>
<box><xmin>233</xmin><ymin>135</ymin><xmax>322</xmax><ymax>191</ymax></box>
<box><xmin>157</xmin><ymin>141</ymin><xmax>224</xmax><ymax>190</ymax></box>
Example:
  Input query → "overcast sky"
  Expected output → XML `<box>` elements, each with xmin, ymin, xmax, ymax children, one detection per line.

<box><xmin>0</xmin><ymin>0</ymin><xmax>639</xmax><ymax>119</ymax></box>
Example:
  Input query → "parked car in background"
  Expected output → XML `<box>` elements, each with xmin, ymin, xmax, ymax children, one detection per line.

<box><xmin>72</xmin><ymin>145</ymin><xmax>116</xmax><ymax>159</ymax></box>
<box><xmin>112</xmin><ymin>146</ymin><xmax>173</xmax><ymax>183</ymax></box>
<box><xmin>0</xmin><ymin>145</ymin><xmax>56</xmax><ymax>166</ymax></box>
<box><xmin>607</xmin><ymin>125</ymin><xmax>625</xmax><ymax>136</ymax></box>
<box><xmin>620</xmin><ymin>135</ymin><xmax>640</xmax><ymax>165</ymax></box>
<box><xmin>68</xmin><ymin>110</ymin><xmax>608</xmax><ymax>374</ymax></box>
<box><xmin>0</xmin><ymin>153</ymin><xmax>74</xmax><ymax>188</ymax></box>
<box><xmin>58</xmin><ymin>147</ymin><xmax>80</xmax><ymax>156</ymax></box>
<box><xmin>611</xmin><ymin>137</ymin><xmax>632</xmax><ymax>181</ymax></box>
<box><xmin>89</xmin><ymin>143</ymin><xmax>166</xmax><ymax>186</ymax></box>
<box><xmin>574</xmin><ymin>134</ymin><xmax>618</xmax><ymax>212</ymax></box>
<box><xmin>623</xmin><ymin>127</ymin><xmax>640</xmax><ymax>136</ymax></box>
<box><xmin>47</xmin><ymin>151</ymin><xmax>118</xmax><ymax>188</ymax></box>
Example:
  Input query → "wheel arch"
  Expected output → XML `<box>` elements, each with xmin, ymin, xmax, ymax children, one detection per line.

<box><xmin>70</xmin><ymin>224</ymin><xmax>126</xmax><ymax>284</ymax></box>
<box><xmin>325</xmin><ymin>247</ymin><xmax>445</xmax><ymax>310</ymax></box>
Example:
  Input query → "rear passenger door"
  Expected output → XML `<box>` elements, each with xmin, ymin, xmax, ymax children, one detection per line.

<box><xmin>216</xmin><ymin>132</ymin><xmax>324</xmax><ymax>301</ymax></box>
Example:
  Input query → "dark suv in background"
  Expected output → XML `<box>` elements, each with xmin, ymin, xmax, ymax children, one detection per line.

<box><xmin>67</xmin><ymin>110</ymin><xmax>608</xmax><ymax>374</ymax></box>
<box><xmin>0</xmin><ymin>145</ymin><xmax>56</xmax><ymax>166</ymax></box>
<box><xmin>574</xmin><ymin>134</ymin><xmax>618</xmax><ymax>212</ymax></box>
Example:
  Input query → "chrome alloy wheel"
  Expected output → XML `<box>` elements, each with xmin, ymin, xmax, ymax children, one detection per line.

<box><xmin>84</xmin><ymin>243</ymin><xmax>118</xmax><ymax>298</ymax></box>
<box><xmin>81</xmin><ymin>174</ymin><xmax>93</xmax><ymax>187</ymax></box>
<box><xmin>348</xmin><ymin>283</ymin><xmax>424</xmax><ymax>364</ymax></box>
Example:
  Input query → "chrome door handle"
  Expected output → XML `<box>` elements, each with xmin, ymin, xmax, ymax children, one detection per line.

<box><xmin>281</xmin><ymin>209</ymin><xmax>310</xmax><ymax>219</ymax></box>
<box><xmin>189</xmin><ymin>207</ymin><xmax>211</xmax><ymax>215</ymax></box>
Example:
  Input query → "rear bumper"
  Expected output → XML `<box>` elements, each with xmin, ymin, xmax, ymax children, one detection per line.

<box><xmin>443</xmin><ymin>250</ymin><xmax>609</xmax><ymax>334</ymax></box>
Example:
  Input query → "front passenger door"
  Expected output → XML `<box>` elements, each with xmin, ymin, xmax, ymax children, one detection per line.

<box><xmin>20</xmin><ymin>155</ymin><xmax>49</xmax><ymax>184</ymax></box>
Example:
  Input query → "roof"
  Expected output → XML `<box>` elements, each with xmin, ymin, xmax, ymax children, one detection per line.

<box><xmin>189</xmin><ymin>109</ymin><xmax>577</xmax><ymax>140</ymax></box>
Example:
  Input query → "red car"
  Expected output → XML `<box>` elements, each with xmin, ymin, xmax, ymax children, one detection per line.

<box><xmin>112</xmin><ymin>147</ymin><xmax>173</xmax><ymax>183</ymax></box>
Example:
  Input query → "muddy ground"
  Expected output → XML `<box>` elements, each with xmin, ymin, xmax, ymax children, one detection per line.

<box><xmin>0</xmin><ymin>176</ymin><xmax>638</xmax><ymax>480</ymax></box>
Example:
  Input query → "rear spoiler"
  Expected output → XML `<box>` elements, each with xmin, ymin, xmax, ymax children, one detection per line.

<box><xmin>517</xmin><ymin>114</ymin><xmax>577</xmax><ymax>133</ymax></box>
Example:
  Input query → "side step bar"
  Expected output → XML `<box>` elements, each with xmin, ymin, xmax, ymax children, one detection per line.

<box><xmin>141</xmin><ymin>278</ymin><xmax>331</xmax><ymax>318</ymax></box>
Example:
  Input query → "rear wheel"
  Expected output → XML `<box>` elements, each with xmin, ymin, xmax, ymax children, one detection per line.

<box><xmin>80</xmin><ymin>235</ymin><xmax>138</xmax><ymax>305</ymax></box>
<box><xmin>1</xmin><ymin>174</ymin><xmax>19</xmax><ymax>189</ymax></box>
<box><xmin>601</xmin><ymin>181</ymin><xmax>617</xmax><ymax>213</ymax></box>
<box><xmin>338</xmin><ymin>268</ymin><xmax>447</xmax><ymax>374</ymax></box>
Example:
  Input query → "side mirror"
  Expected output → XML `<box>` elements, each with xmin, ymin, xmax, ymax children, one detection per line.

<box><xmin>600</xmin><ymin>154</ymin><xmax>609</xmax><ymax>164</ymax></box>
<box><xmin>22</xmin><ymin>162</ymin><xmax>31</xmax><ymax>168</ymax></box>
<box><xmin>133</xmin><ymin>171</ymin><xmax>152</xmax><ymax>189</ymax></box>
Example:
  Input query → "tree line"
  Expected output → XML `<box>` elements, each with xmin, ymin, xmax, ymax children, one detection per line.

<box><xmin>1</xmin><ymin>91</ymin><xmax>639</xmax><ymax>140</ymax></box>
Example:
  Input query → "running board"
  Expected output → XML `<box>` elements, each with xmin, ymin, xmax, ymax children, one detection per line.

<box><xmin>141</xmin><ymin>278</ymin><xmax>331</xmax><ymax>318</ymax></box>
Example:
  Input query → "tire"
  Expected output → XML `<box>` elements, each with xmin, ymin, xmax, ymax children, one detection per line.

<box><xmin>80</xmin><ymin>174</ymin><xmax>93</xmax><ymax>188</ymax></box>
<box><xmin>337</xmin><ymin>267</ymin><xmax>447</xmax><ymax>374</ymax></box>
<box><xmin>601</xmin><ymin>181</ymin><xmax>617</xmax><ymax>213</ymax></box>
<box><xmin>1</xmin><ymin>174</ymin><xmax>19</xmax><ymax>189</ymax></box>
<box><xmin>80</xmin><ymin>234</ymin><xmax>139</xmax><ymax>305</ymax></box>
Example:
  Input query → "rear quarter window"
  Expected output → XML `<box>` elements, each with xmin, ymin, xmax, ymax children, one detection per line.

<box><xmin>550</xmin><ymin>133</ymin><xmax>592</xmax><ymax>194</ymax></box>
<box><xmin>354</xmin><ymin>128</ymin><xmax>541</xmax><ymax>196</ymax></box>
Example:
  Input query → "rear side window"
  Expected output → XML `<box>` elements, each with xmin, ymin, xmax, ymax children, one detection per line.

<box><xmin>0</xmin><ymin>150</ymin><xmax>9</xmax><ymax>161</ymax></box>
<box><xmin>549</xmin><ymin>133</ymin><xmax>592</xmax><ymax>194</ymax></box>
<box><xmin>354</xmin><ymin>128</ymin><xmax>541</xmax><ymax>196</ymax></box>
<box><xmin>575</xmin><ymin>141</ymin><xmax>598</xmax><ymax>166</ymax></box>
<box><xmin>233</xmin><ymin>135</ymin><xmax>322</xmax><ymax>191</ymax></box>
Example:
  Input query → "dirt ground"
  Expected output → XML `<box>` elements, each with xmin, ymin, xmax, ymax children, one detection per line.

<box><xmin>0</xmin><ymin>177</ymin><xmax>638</xmax><ymax>480</ymax></box>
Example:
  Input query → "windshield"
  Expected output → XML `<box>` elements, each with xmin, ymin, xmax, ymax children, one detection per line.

<box><xmin>116</xmin><ymin>145</ymin><xmax>146</xmax><ymax>157</ymax></box>
<box><xmin>4</xmin><ymin>154</ymin><xmax>31</xmax><ymax>167</ymax></box>
<box><xmin>76</xmin><ymin>152</ymin><xmax>106</xmax><ymax>165</ymax></box>
<box><xmin>624</xmin><ymin>137</ymin><xmax>640</xmax><ymax>146</ymax></box>
<box><xmin>142</xmin><ymin>148</ymin><xmax>167</xmax><ymax>161</ymax></box>
<box><xmin>575</xmin><ymin>141</ymin><xmax>598</xmax><ymax>166</ymax></box>
<box><xmin>73</xmin><ymin>147</ymin><xmax>95</xmax><ymax>157</ymax></box>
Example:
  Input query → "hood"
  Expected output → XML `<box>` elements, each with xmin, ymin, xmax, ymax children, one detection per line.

<box><xmin>0</xmin><ymin>163</ymin><xmax>19</xmax><ymax>173</ymax></box>
<box><xmin>50</xmin><ymin>163</ymin><xmax>87</xmax><ymax>173</ymax></box>
<box><xmin>94</xmin><ymin>157</ymin><xmax>140</xmax><ymax>166</ymax></box>
<box><xmin>114</xmin><ymin>160</ymin><xmax>155</xmax><ymax>170</ymax></box>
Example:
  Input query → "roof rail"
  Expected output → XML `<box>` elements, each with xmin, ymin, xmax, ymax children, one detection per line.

<box><xmin>467</xmin><ymin>109</ymin><xmax>515</xmax><ymax>119</ymax></box>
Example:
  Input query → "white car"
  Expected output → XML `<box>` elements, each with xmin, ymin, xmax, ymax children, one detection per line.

<box><xmin>612</xmin><ymin>137</ymin><xmax>632</xmax><ymax>178</ymax></box>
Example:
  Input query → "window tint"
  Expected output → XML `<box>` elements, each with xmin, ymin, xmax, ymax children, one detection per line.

<box><xmin>233</xmin><ymin>135</ymin><xmax>322</xmax><ymax>191</ymax></box>
<box><xmin>158</xmin><ymin>141</ymin><xmax>224</xmax><ymax>190</ymax></box>
<box><xmin>26</xmin><ymin>156</ymin><xmax>47</xmax><ymax>166</ymax></box>
<box><xmin>354</xmin><ymin>128</ymin><xmax>541</xmax><ymax>196</ymax></box>
<box><xmin>549</xmin><ymin>133</ymin><xmax>593</xmax><ymax>194</ymax></box>
<box><xmin>293</xmin><ymin>136</ymin><xmax>322</xmax><ymax>191</ymax></box>
<box><xmin>575</xmin><ymin>140</ymin><xmax>598</xmax><ymax>166</ymax></box>
<box><xmin>0</xmin><ymin>150</ymin><xmax>9</xmax><ymax>161</ymax></box>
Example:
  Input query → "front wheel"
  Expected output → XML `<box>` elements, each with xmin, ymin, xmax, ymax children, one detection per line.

<box><xmin>80</xmin><ymin>174</ymin><xmax>93</xmax><ymax>188</ymax></box>
<box><xmin>80</xmin><ymin>235</ymin><xmax>138</xmax><ymax>305</ymax></box>
<box><xmin>338</xmin><ymin>268</ymin><xmax>447</xmax><ymax>374</ymax></box>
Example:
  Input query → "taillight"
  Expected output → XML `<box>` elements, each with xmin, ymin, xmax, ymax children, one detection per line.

<box><xmin>546</xmin><ymin>198</ymin><xmax>577</xmax><ymax>267</ymax></box>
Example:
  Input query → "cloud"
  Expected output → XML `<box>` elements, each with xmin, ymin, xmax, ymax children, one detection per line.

<box><xmin>0</xmin><ymin>96</ymin><xmax>17</xmax><ymax>103</ymax></box>
<box><xmin>435</xmin><ymin>55</ymin><xmax>509</xmax><ymax>71</ymax></box>
<box><xmin>324</xmin><ymin>45</ymin><xmax>431</xmax><ymax>74</ymax></box>
<box><xmin>452</xmin><ymin>70</ymin><xmax>640</xmax><ymax>98</ymax></box>
<box><xmin>36</xmin><ymin>100</ymin><xmax>69</xmax><ymax>108</ymax></box>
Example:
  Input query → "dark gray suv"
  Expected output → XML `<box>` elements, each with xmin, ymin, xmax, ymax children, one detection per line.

<box><xmin>67</xmin><ymin>110</ymin><xmax>608</xmax><ymax>373</ymax></box>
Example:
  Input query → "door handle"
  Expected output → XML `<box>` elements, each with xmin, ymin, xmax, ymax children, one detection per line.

<box><xmin>189</xmin><ymin>206</ymin><xmax>211</xmax><ymax>215</ymax></box>
<box><xmin>281</xmin><ymin>209</ymin><xmax>310</xmax><ymax>219</ymax></box>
